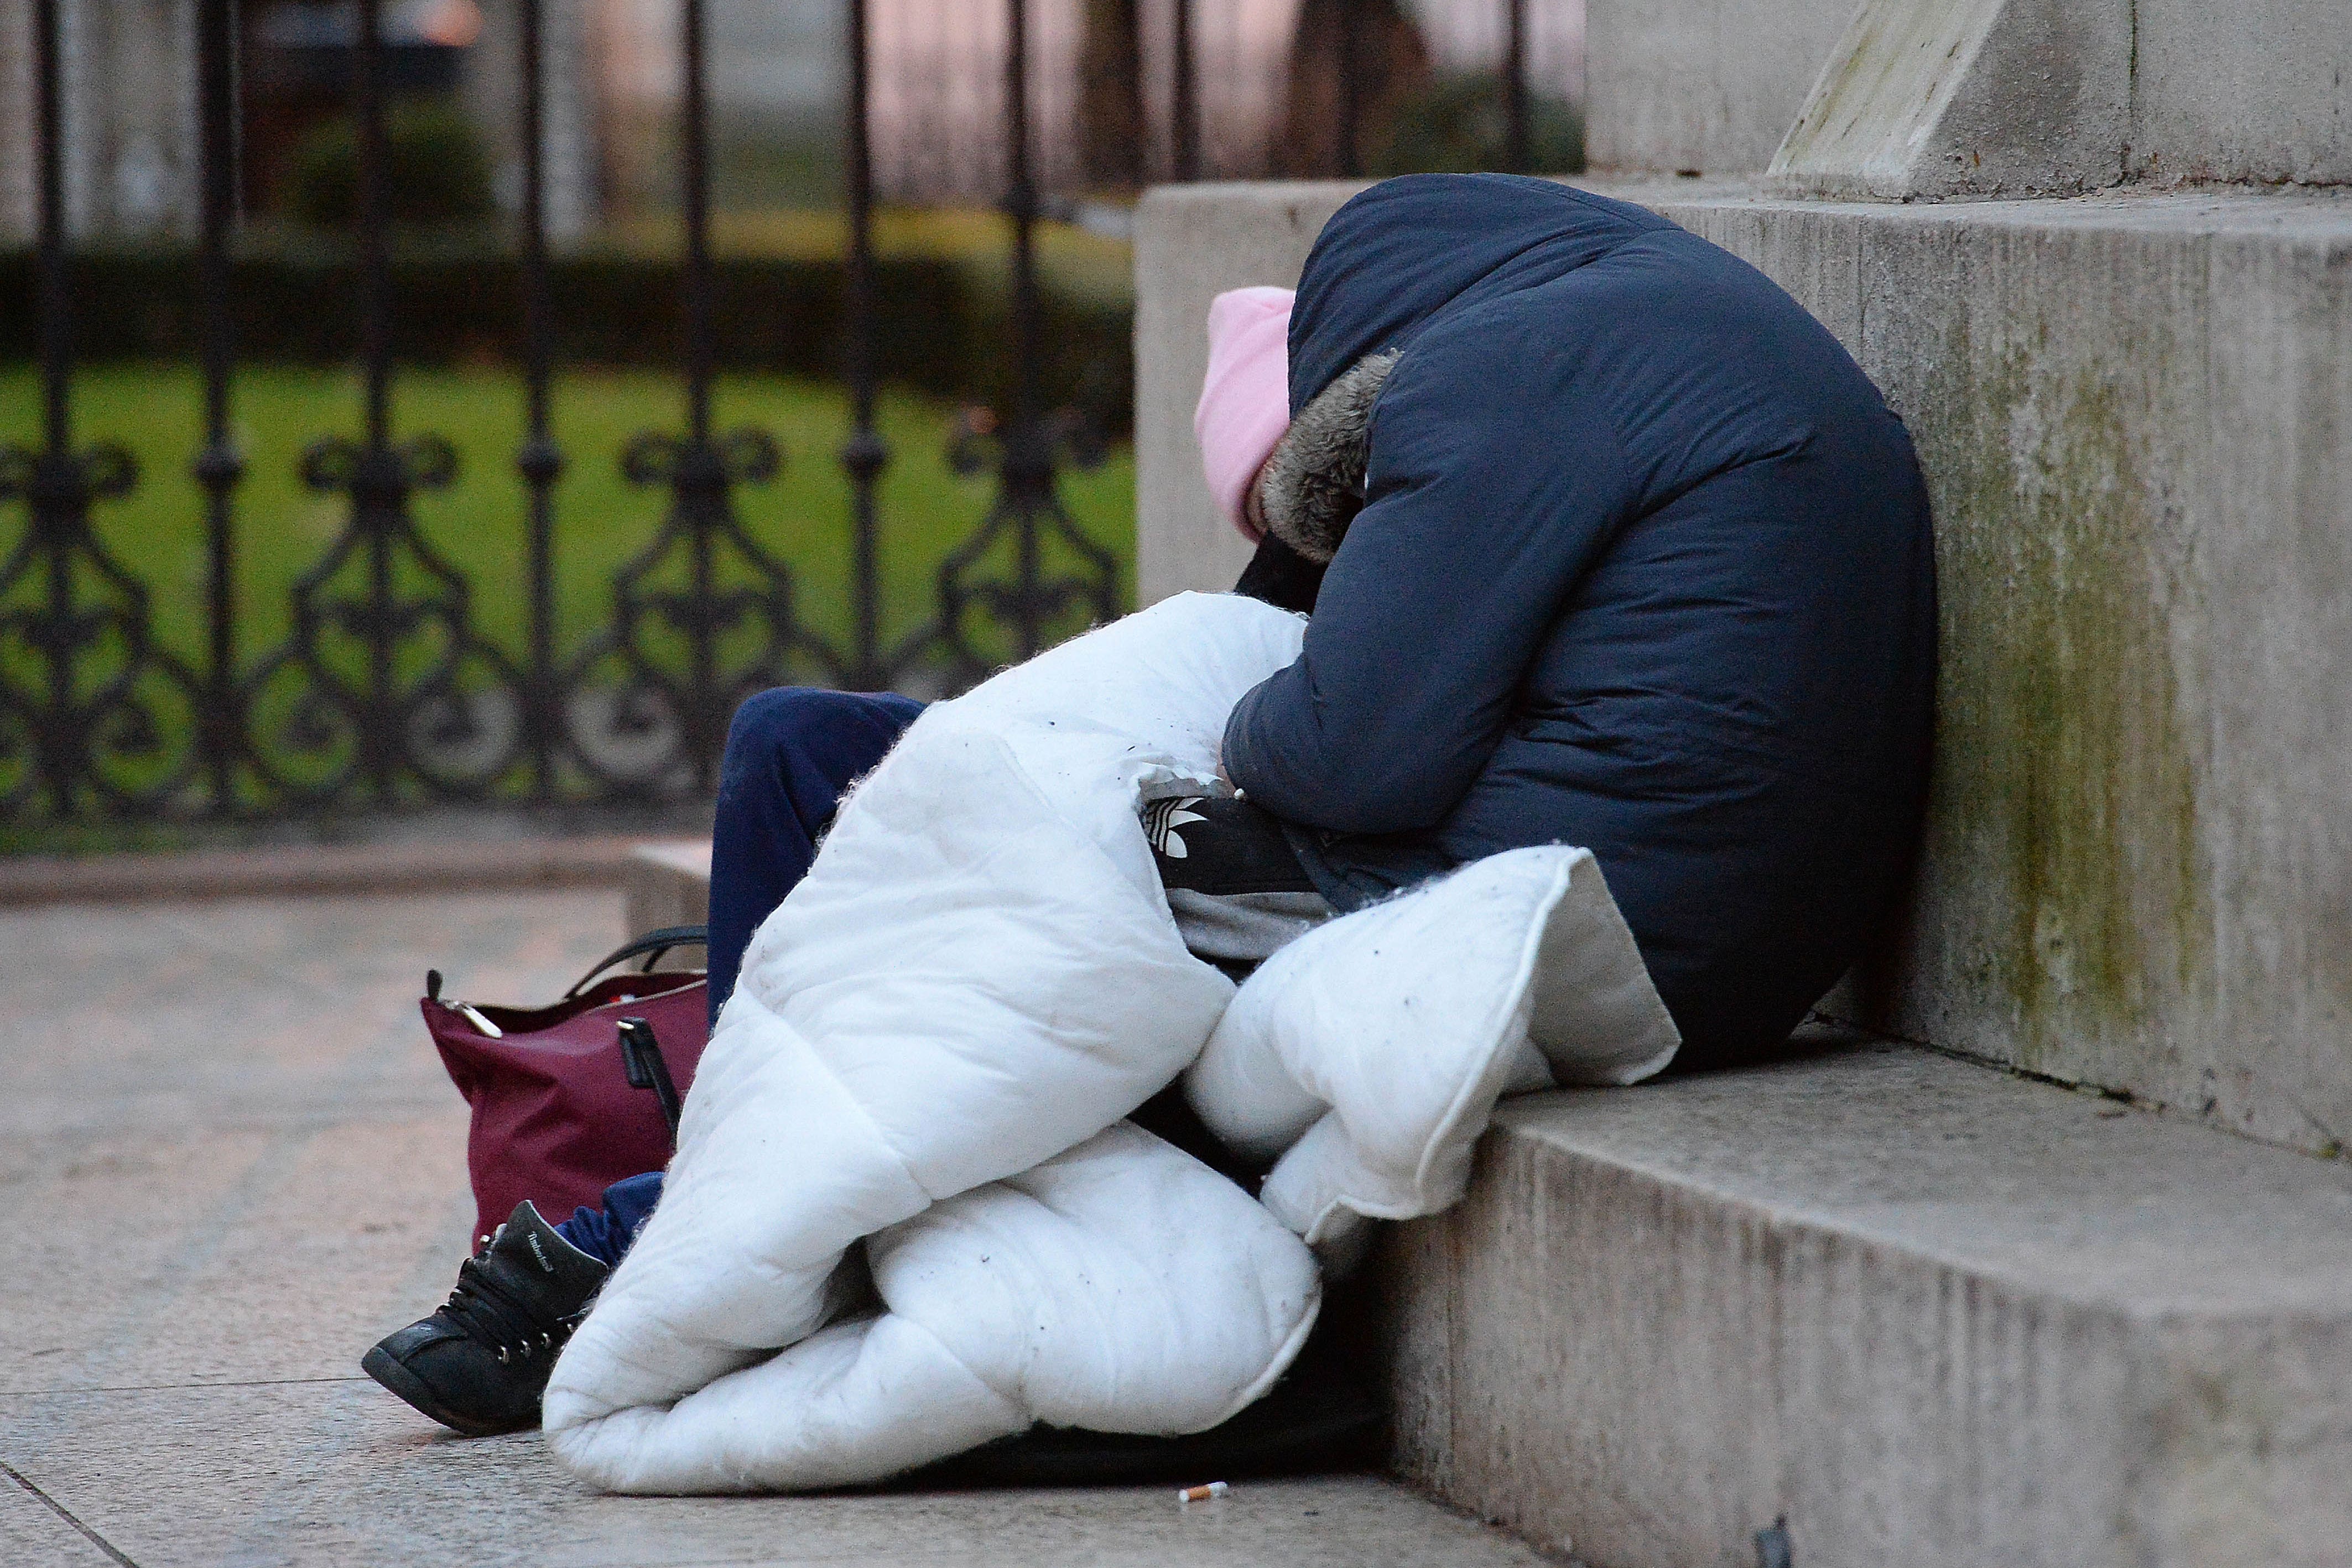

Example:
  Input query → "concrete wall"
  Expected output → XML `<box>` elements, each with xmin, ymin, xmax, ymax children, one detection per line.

<box><xmin>1627</xmin><ymin>186</ymin><xmax>2352</xmax><ymax>1158</ymax></box>
<box><xmin>1133</xmin><ymin>179</ymin><xmax>2352</xmax><ymax>1157</ymax></box>
<box><xmin>1132</xmin><ymin>181</ymin><xmax>1364</xmax><ymax>607</ymax></box>
<box><xmin>2129</xmin><ymin>0</ymin><xmax>2352</xmax><ymax>187</ymax></box>
<box><xmin>1584</xmin><ymin>0</ymin><xmax>1857</xmax><ymax>176</ymax></box>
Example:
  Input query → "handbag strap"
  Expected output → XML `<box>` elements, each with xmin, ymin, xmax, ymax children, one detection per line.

<box><xmin>564</xmin><ymin>924</ymin><xmax>709</xmax><ymax>999</ymax></box>
<box><xmin>618</xmin><ymin>1017</ymin><xmax>683</xmax><ymax>1145</ymax></box>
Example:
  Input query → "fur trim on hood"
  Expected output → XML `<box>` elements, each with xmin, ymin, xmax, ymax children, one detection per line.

<box><xmin>1252</xmin><ymin>349</ymin><xmax>1399</xmax><ymax>564</ymax></box>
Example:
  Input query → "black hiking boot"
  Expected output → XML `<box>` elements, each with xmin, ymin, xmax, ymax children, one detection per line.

<box><xmin>362</xmin><ymin>1200</ymin><xmax>608</xmax><ymax>1437</ymax></box>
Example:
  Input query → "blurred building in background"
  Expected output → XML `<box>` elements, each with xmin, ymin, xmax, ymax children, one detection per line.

<box><xmin>0</xmin><ymin>0</ymin><xmax>598</xmax><ymax>243</ymax></box>
<box><xmin>592</xmin><ymin>0</ymin><xmax>845</xmax><ymax>213</ymax></box>
<box><xmin>1</xmin><ymin>0</ymin><xmax>1583</xmax><ymax>244</ymax></box>
<box><xmin>0</xmin><ymin>0</ymin><xmax>204</xmax><ymax>240</ymax></box>
<box><xmin>864</xmin><ymin>0</ymin><xmax>1584</xmax><ymax>201</ymax></box>
<box><xmin>581</xmin><ymin>0</ymin><xmax>1589</xmax><ymax>213</ymax></box>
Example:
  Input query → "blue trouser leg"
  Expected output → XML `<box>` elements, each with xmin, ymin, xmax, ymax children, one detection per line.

<box><xmin>705</xmin><ymin>686</ymin><xmax>927</xmax><ymax>1025</ymax></box>
<box><xmin>558</xmin><ymin>1171</ymin><xmax>666</xmax><ymax>1268</ymax></box>
<box><xmin>554</xmin><ymin>687</ymin><xmax>924</xmax><ymax>1266</ymax></box>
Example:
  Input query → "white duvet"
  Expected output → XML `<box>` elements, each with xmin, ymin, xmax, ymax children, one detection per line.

<box><xmin>543</xmin><ymin>593</ymin><xmax>1679</xmax><ymax>1493</ymax></box>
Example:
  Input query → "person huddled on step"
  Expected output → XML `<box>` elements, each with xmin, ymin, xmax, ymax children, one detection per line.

<box><xmin>1216</xmin><ymin>174</ymin><xmax>1935</xmax><ymax>1072</ymax></box>
<box><xmin>361</xmin><ymin>173</ymin><xmax>1934</xmax><ymax>1442</ymax></box>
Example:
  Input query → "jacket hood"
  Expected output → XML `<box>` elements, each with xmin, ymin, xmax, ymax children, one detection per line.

<box><xmin>1284</xmin><ymin>174</ymin><xmax>1671</xmax><ymax>412</ymax></box>
<box><xmin>1255</xmin><ymin>175</ymin><xmax>1670</xmax><ymax>562</ymax></box>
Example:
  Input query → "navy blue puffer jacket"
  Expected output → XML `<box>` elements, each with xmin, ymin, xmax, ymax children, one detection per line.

<box><xmin>1223</xmin><ymin>175</ymin><xmax>1936</xmax><ymax>1068</ymax></box>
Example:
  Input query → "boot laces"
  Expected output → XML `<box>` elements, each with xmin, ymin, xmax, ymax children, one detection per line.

<box><xmin>439</xmin><ymin>1234</ymin><xmax>582</xmax><ymax>1366</ymax></box>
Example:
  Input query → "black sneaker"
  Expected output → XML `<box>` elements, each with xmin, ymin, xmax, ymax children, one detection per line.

<box><xmin>361</xmin><ymin>1200</ymin><xmax>608</xmax><ymax>1437</ymax></box>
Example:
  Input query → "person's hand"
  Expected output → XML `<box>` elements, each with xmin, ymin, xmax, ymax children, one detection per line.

<box><xmin>1213</xmin><ymin>750</ymin><xmax>1240</xmax><ymax>797</ymax></box>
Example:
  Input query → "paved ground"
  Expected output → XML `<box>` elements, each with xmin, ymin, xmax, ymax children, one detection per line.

<box><xmin>0</xmin><ymin>889</ymin><xmax>1548</xmax><ymax>1567</ymax></box>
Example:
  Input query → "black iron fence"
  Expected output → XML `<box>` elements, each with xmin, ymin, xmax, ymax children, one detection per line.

<box><xmin>2</xmin><ymin>0</ymin><xmax>1554</xmax><ymax>829</ymax></box>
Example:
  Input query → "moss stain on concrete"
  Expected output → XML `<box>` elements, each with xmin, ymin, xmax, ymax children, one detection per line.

<box><xmin>1921</xmin><ymin>309</ymin><xmax>2211</xmax><ymax>1076</ymax></box>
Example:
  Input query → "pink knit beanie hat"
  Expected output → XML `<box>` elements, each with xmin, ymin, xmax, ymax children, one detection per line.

<box><xmin>1194</xmin><ymin>285</ymin><xmax>1294</xmax><ymax>540</ymax></box>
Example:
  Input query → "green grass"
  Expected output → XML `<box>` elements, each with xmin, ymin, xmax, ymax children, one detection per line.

<box><xmin>0</xmin><ymin>361</ymin><xmax>1134</xmax><ymax>681</ymax></box>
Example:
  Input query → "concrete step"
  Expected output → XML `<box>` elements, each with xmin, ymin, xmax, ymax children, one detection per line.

<box><xmin>622</xmin><ymin>838</ymin><xmax>711</xmax><ymax>967</ymax></box>
<box><xmin>1378</xmin><ymin>1036</ymin><xmax>2352</xmax><ymax>1568</ymax></box>
<box><xmin>0</xmin><ymin>834</ymin><xmax>657</xmax><ymax>908</ymax></box>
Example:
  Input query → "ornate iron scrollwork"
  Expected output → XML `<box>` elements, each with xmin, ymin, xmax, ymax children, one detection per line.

<box><xmin>241</xmin><ymin>433</ymin><xmax>525</xmax><ymax>805</ymax></box>
<box><xmin>0</xmin><ymin>441</ymin><xmax>206</xmax><ymax>817</ymax></box>
<box><xmin>930</xmin><ymin>404</ymin><xmax>1120</xmax><ymax>689</ymax></box>
<box><xmin>563</xmin><ymin>426</ymin><xmax>841</xmax><ymax>794</ymax></box>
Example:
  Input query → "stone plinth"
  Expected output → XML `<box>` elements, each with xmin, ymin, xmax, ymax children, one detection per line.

<box><xmin>1769</xmin><ymin>0</ymin><xmax>2132</xmax><ymax>200</ymax></box>
<box><xmin>2126</xmin><ymin>0</ymin><xmax>2352</xmax><ymax>186</ymax></box>
<box><xmin>1627</xmin><ymin>185</ymin><xmax>2352</xmax><ymax>1158</ymax></box>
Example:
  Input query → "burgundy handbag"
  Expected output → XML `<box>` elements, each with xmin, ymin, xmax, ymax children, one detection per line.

<box><xmin>423</xmin><ymin>926</ymin><xmax>709</xmax><ymax>1246</ymax></box>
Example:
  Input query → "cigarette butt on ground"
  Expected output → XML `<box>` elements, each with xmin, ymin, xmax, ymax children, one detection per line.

<box><xmin>1177</xmin><ymin>1481</ymin><xmax>1230</xmax><ymax>1503</ymax></box>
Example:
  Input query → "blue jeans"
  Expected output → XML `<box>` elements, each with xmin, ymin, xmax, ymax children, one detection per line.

<box><xmin>556</xmin><ymin>687</ymin><xmax>924</xmax><ymax>1267</ymax></box>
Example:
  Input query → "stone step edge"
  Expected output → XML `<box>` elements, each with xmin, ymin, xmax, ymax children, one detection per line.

<box><xmin>1374</xmin><ymin>1040</ymin><xmax>2352</xmax><ymax>1568</ymax></box>
<box><xmin>0</xmin><ymin>834</ymin><xmax>675</xmax><ymax>908</ymax></box>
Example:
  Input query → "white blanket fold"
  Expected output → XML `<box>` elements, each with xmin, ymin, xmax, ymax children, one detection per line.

<box><xmin>543</xmin><ymin>593</ymin><xmax>1678</xmax><ymax>1493</ymax></box>
<box><xmin>550</xmin><ymin>1123</ymin><xmax>1320</xmax><ymax>1493</ymax></box>
<box><xmin>1186</xmin><ymin>845</ymin><xmax>1680</xmax><ymax>1274</ymax></box>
